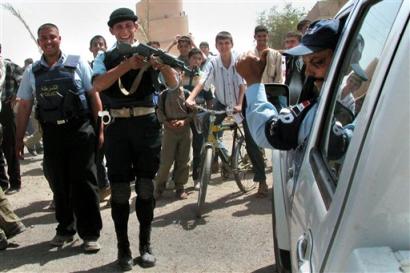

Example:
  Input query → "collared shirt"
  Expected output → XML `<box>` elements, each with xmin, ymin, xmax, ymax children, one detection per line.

<box><xmin>2</xmin><ymin>60</ymin><xmax>24</xmax><ymax>101</ymax></box>
<box><xmin>200</xmin><ymin>52</ymin><xmax>244</xmax><ymax>108</ymax></box>
<box><xmin>252</xmin><ymin>48</ymin><xmax>283</xmax><ymax>84</ymax></box>
<box><xmin>17</xmin><ymin>53</ymin><xmax>93</xmax><ymax>100</ymax></box>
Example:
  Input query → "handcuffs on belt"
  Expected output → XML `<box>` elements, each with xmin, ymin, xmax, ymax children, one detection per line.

<box><xmin>98</xmin><ymin>110</ymin><xmax>112</xmax><ymax>125</ymax></box>
<box><xmin>98</xmin><ymin>107</ymin><xmax>156</xmax><ymax>125</ymax></box>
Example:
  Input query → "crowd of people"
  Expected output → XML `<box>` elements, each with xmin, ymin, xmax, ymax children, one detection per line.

<box><xmin>0</xmin><ymin>5</ymin><xmax>366</xmax><ymax>272</ymax></box>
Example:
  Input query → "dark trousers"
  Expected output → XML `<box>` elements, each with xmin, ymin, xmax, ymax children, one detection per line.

<box><xmin>0</xmin><ymin>102</ymin><xmax>21</xmax><ymax>189</ymax></box>
<box><xmin>190</xmin><ymin>123</ymin><xmax>204</xmax><ymax>181</ymax></box>
<box><xmin>242</xmin><ymin>119</ymin><xmax>266</xmax><ymax>183</ymax></box>
<box><xmin>105</xmin><ymin>114</ymin><xmax>161</xmax><ymax>248</ymax></box>
<box><xmin>96</xmin><ymin>146</ymin><xmax>109</xmax><ymax>189</ymax></box>
<box><xmin>42</xmin><ymin>119</ymin><xmax>102</xmax><ymax>240</ymax></box>
<box><xmin>206</xmin><ymin>101</ymin><xmax>266</xmax><ymax>182</ymax></box>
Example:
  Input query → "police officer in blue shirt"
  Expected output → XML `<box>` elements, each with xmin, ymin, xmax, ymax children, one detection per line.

<box><xmin>92</xmin><ymin>8</ymin><xmax>164</xmax><ymax>270</ymax></box>
<box><xmin>236</xmin><ymin>19</ymin><xmax>342</xmax><ymax>178</ymax></box>
<box><xmin>15</xmin><ymin>23</ymin><xmax>103</xmax><ymax>253</ymax></box>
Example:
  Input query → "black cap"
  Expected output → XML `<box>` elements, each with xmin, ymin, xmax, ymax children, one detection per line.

<box><xmin>284</xmin><ymin>19</ymin><xmax>341</xmax><ymax>56</ymax></box>
<box><xmin>107</xmin><ymin>8</ymin><xmax>138</xmax><ymax>28</ymax></box>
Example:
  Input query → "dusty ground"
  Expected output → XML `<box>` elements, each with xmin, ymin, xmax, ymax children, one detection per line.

<box><xmin>1</xmin><ymin>143</ymin><xmax>276</xmax><ymax>273</ymax></box>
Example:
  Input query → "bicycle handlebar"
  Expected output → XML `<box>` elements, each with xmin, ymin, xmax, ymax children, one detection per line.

<box><xmin>192</xmin><ymin>105</ymin><xmax>228</xmax><ymax>116</ymax></box>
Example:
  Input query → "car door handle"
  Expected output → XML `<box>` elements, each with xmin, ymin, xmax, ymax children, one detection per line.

<box><xmin>296</xmin><ymin>235</ymin><xmax>307</xmax><ymax>265</ymax></box>
<box><xmin>296</xmin><ymin>234</ymin><xmax>311</xmax><ymax>273</ymax></box>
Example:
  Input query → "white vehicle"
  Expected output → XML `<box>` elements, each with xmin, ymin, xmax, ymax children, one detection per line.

<box><xmin>271</xmin><ymin>0</ymin><xmax>410</xmax><ymax>272</ymax></box>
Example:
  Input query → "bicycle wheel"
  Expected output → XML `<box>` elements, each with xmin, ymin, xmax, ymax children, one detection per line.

<box><xmin>197</xmin><ymin>146</ymin><xmax>213</xmax><ymax>217</ymax></box>
<box><xmin>232</xmin><ymin>136</ymin><xmax>256</xmax><ymax>192</ymax></box>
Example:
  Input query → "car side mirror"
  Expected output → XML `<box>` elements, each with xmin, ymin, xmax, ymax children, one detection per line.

<box><xmin>265</xmin><ymin>83</ymin><xmax>290</xmax><ymax>110</ymax></box>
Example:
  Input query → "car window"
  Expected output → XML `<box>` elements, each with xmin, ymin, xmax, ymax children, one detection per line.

<box><xmin>320</xmin><ymin>0</ymin><xmax>402</xmax><ymax>184</ymax></box>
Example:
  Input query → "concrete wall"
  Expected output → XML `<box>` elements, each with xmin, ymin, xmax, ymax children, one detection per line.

<box><xmin>305</xmin><ymin>0</ymin><xmax>349</xmax><ymax>21</ymax></box>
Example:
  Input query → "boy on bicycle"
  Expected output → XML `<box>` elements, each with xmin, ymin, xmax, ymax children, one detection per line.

<box><xmin>186</xmin><ymin>31</ymin><xmax>267</xmax><ymax>197</ymax></box>
<box><xmin>183</xmin><ymin>48</ymin><xmax>213</xmax><ymax>189</ymax></box>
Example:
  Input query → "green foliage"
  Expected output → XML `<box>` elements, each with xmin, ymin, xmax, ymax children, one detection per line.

<box><xmin>257</xmin><ymin>3</ymin><xmax>306</xmax><ymax>49</ymax></box>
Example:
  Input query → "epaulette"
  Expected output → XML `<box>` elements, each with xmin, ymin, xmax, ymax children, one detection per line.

<box><xmin>64</xmin><ymin>55</ymin><xmax>80</xmax><ymax>69</ymax></box>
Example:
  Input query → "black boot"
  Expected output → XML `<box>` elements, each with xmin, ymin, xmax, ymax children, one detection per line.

<box><xmin>112</xmin><ymin>201</ymin><xmax>133</xmax><ymax>271</ymax></box>
<box><xmin>117</xmin><ymin>243</ymin><xmax>133</xmax><ymax>271</ymax></box>
<box><xmin>138</xmin><ymin>227</ymin><xmax>156</xmax><ymax>268</ymax></box>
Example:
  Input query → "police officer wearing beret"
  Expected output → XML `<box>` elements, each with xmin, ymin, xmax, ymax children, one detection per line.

<box><xmin>93</xmin><ymin>8</ymin><xmax>165</xmax><ymax>270</ymax></box>
<box><xmin>15</xmin><ymin>23</ymin><xmax>103</xmax><ymax>252</ymax></box>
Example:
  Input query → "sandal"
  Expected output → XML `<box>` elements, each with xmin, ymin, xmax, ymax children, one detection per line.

<box><xmin>255</xmin><ymin>181</ymin><xmax>268</xmax><ymax>198</ymax></box>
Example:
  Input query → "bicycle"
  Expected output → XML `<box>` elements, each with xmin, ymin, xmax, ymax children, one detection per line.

<box><xmin>193</xmin><ymin>105</ymin><xmax>256</xmax><ymax>217</ymax></box>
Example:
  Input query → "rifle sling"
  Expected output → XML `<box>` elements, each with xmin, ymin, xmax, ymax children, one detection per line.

<box><xmin>119</xmin><ymin>63</ymin><xmax>151</xmax><ymax>96</ymax></box>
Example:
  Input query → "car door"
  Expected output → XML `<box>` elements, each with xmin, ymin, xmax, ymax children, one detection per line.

<box><xmin>287</xmin><ymin>1</ymin><xmax>405</xmax><ymax>272</ymax></box>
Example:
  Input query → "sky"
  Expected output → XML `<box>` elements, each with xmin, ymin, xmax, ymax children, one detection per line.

<box><xmin>0</xmin><ymin>0</ymin><xmax>317</xmax><ymax>67</ymax></box>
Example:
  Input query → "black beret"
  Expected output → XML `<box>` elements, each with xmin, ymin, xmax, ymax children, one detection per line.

<box><xmin>108</xmin><ymin>8</ymin><xmax>138</xmax><ymax>27</ymax></box>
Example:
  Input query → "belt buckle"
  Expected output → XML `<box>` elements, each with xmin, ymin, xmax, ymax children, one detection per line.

<box><xmin>129</xmin><ymin>107</ymin><xmax>134</xmax><ymax>117</ymax></box>
<box><xmin>56</xmin><ymin>119</ymin><xmax>66</xmax><ymax>125</ymax></box>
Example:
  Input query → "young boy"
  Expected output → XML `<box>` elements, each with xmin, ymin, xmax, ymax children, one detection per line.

<box><xmin>88</xmin><ymin>35</ymin><xmax>110</xmax><ymax>203</ymax></box>
<box><xmin>186</xmin><ymin>31</ymin><xmax>268</xmax><ymax>197</ymax></box>
<box><xmin>182</xmin><ymin>48</ymin><xmax>213</xmax><ymax>189</ymax></box>
<box><xmin>89</xmin><ymin>35</ymin><xmax>107</xmax><ymax>61</ymax></box>
<box><xmin>155</xmin><ymin>64</ymin><xmax>192</xmax><ymax>200</ymax></box>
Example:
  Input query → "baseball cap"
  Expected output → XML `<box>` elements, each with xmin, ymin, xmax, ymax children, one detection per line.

<box><xmin>284</xmin><ymin>19</ymin><xmax>341</xmax><ymax>56</ymax></box>
<box><xmin>108</xmin><ymin>8</ymin><xmax>138</xmax><ymax>28</ymax></box>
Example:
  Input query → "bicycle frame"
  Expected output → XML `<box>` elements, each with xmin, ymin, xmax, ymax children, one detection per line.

<box><xmin>202</xmin><ymin>113</ymin><xmax>244</xmax><ymax>170</ymax></box>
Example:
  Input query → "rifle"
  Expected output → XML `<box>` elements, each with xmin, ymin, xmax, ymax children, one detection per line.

<box><xmin>117</xmin><ymin>42</ymin><xmax>193</xmax><ymax>74</ymax></box>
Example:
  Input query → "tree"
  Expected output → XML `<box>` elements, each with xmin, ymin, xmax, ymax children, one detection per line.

<box><xmin>257</xmin><ymin>3</ymin><xmax>306</xmax><ymax>50</ymax></box>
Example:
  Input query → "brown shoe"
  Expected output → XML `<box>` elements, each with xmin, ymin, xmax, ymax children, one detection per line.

<box><xmin>175</xmin><ymin>189</ymin><xmax>188</xmax><ymax>200</ymax></box>
<box><xmin>255</xmin><ymin>181</ymin><xmax>268</xmax><ymax>198</ymax></box>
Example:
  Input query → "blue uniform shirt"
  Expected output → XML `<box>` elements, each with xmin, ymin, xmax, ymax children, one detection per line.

<box><xmin>92</xmin><ymin>42</ymin><xmax>131</xmax><ymax>77</ymax></box>
<box><xmin>245</xmin><ymin>83</ymin><xmax>318</xmax><ymax>150</ymax></box>
<box><xmin>245</xmin><ymin>83</ymin><xmax>278</xmax><ymax>149</ymax></box>
<box><xmin>17</xmin><ymin>53</ymin><xmax>93</xmax><ymax>100</ymax></box>
<box><xmin>92</xmin><ymin>50</ymin><xmax>108</xmax><ymax>77</ymax></box>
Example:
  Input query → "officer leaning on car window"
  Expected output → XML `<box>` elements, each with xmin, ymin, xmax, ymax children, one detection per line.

<box><xmin>15</xmin><ymin>23</ymin><xmax>103</xmax><ymax>252</ymax></box>
<box><xmin>236</xmin><ymin>19</ymin><xmax>346</xmax><ymax>178</ymax></box>
<box><xmin>92</xmin><ymin>7</ymin><xmax>180</xmax><ymax>271</ymax></box>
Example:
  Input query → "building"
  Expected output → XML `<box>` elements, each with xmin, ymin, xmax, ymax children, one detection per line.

<box><xmin>135</xmin><ymin>0</ymin><xmax>189</xmax><ymax>56</ymax></box>
<box><xmin>305</xmin><ymin>0</ymin><xmax>349</xmax><ymax>21</ymax></box>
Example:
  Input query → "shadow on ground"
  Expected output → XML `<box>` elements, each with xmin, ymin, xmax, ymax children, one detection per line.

<box><xmin>22</xmin><ymin>167</ymin><xmax>44</xmax><ymax>177</ymax></box>
<box><xmin>252</xmin><ymin>263</ymin><xmax>277</xmax><ymax>273</ymax></box>
<box><xmin>0</xmin><ymin>241</ymin><xmax>82</xmax><ymax>272</ymax></box>
<box><xmin>14</xmin><ymin>200</ymin><xmax>56</xmax><ymax>227</ymax></box>
<box><xmin>152</xmin><ymin>186</ymin><xmax>271</xmax><ymax>230</ymax></box>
